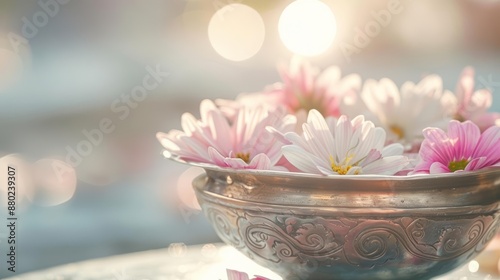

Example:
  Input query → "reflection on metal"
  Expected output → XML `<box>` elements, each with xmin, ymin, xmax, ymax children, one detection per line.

<box><xmin>194</xmin><ymin>167</ymin><xmax>500</xmax><ymax>280</ymax></box>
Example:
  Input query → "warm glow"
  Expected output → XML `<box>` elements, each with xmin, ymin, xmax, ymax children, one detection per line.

<box><xmin>468</xmin><ymin>260</ymin><xmax>479</xmax><ymax>273</ymax></box>
<box><xmin>208</xmin><ymin>4</ymin><xmax>265</xmax><ymax>61</ymax></box>
<box><xmin>395</xmin><ymin>1</ymin><xmax>461</xmax><ymax>50</ymax></box>
<box><xmin>177</xmin><ymin>167</ymin><xmax>204</xmax><ymax>210</ymax></box>
<box><xmin>28</xmin><ymin>158</ymin><xmax>77</xmax><ymax>207</ymax></box>
<box><xmin>0</xmin><ymin>48</ymin><xmax>23</xmax><ymax>91</ymax></box>
<box><xmin>279</xmin><ymin>0</ymin><xmax>337</xmax><ymax>56</ymax></box>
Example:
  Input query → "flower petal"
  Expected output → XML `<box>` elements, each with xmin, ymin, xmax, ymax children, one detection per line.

<box><xmin>429</xmin><ymin>162</ymin><xmax>450</xmax><ymax>174</ymax></box>
<box><xmin>282</xmin><ymin>145</ymin><xmax>322</xmax><ymax>175</ymax></box>
<box><xmin>381</xmin><ymin>143</ymin><xmax>404</xmax><ymax>157</ymax></box>
<box><xmin>305</xmin><ymin>109</ymin><xmax>335</xmax><ymax>156</ymax></box>
<box><xmin>448</xmin><ymin>120</ymin><xmax>480</xmax><ymax>160</ymax></box>
<box><xmin>474</xmin><ymin>125</ymin><xmax>500</xmax><ymax>166</ymax></box>
<box><xmin>248</xmin><ymin>153</ymin><xmax>272</xmax><ymax>170</ymax></box>
<box><xmin>362</xmin><ymin>156</ymin><xmax>409</xmax><ymax>175</ymax></box>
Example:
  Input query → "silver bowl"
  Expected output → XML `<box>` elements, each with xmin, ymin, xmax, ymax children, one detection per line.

<box><xmin>193</xmin><ymin>167</ymin><xmax>500</xmax><ymax>280</ymax></box>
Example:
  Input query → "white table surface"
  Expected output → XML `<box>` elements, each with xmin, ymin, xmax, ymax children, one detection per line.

<box><xmin>5</xmin><ymin>243</ymin><xmax>500</xmax><ymax>280</ymax></box>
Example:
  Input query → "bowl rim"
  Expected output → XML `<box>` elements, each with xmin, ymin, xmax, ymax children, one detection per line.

<box><xmin>164</xmin><ymin>152</ymin><xmax>500</xmax><ymax>182</ymax></box>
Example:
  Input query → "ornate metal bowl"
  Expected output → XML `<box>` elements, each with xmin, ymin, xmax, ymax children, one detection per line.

<box><xmin>193</xmin><ymin>167</ymin><xmax>500</xmax><ymax>280</ymax></box>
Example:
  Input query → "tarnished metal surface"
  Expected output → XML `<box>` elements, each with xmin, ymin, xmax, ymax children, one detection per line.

<box><xmin>193</xmin><ymin>168</ymin><xmax>500</xmax><ymax>280</ymax></box>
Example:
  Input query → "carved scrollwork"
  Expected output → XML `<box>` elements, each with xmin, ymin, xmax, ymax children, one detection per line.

<box><xmin>202</xmin><ymin>203</ymin><xmax>499</xmax><ymax>272</ymax></box>
<box><xmin>476</xmin><ymin>216</ymin><xmax>500</xmax><ymax>252</ymax></box>
<box><xmin>237</xmin><ymin>214</ymin><xmax>348</xmax><ymax>264</ymax></box>
<box><xmin>204</xmin><ymin>207</ymin><xmax>243</xmax><ymax>248</ymax></box>
<box><xmin>404</xmin><ymin>218</ymin><xmax>488</xmax><ymax>259</ymax></box>
<box><xmin>344</xmin><ymin>224</ymin><xmax>401</xmax><ymax>267</ymax></box>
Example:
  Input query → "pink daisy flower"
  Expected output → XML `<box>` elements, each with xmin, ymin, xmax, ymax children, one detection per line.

<box><xmin>274</xmin><ymin>56</ymin><xmax>361</xmax><ymax>117</ymax></box>
<box><xmin>156</xmin><ymin>100</ymin><xmax>296</xmax><ymax>170</ymax></box>
<box><xmin>412</xmin><ymin>120</ymin><xmax>500</xmax><ymax>174</ymax></box>
<box><xmin>217</xmin><ymin>56</ymin><xmax>360</xmax><ymax>121</ymax></box>
<box><xmin>449</xmin><ymin>66</ymin><xmax>500</xmax><ymax>131</ymax></box>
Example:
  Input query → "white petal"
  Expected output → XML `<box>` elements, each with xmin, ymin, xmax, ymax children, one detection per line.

<box><xmin>381</xmin><ymin>143</ymin><xmax>404</xmax><ymax>157</ymax></box>
<box><xmin>306</xmin><ymin>109</ymin><xmax>335</xmax><ymax>155</ymax></box>
<box><xmin>362</xmin><ymin>156</ymin><xmax>409</xmax><ymax>175</ymax></box>
<box><xmin>282</xmin><ymin>145</ymin><xmax>322</xmax><ymax>175</ymax></box>
<box><xmin>334</xmin><ymin>115</ymin><xmax>353</xmax><ymax>161</ymax></box>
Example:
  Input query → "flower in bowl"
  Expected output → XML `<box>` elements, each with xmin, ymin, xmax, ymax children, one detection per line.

<box><xmin>157</xmin><ymin>59</ymin><xmax>500</xmax><ymax>280</ymax></box>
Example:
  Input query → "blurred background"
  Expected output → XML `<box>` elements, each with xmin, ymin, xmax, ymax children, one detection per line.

<box><xmin>0</xmin><ymin>0</ymin><xmax>500</xmax><ymax>277</ymax></box>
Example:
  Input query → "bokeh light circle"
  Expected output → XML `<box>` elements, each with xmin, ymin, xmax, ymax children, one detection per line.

<box><xmin>28</xmin><ymin>158</ymin><xmax>77</xmax><ymax>207</ymax></box>
<box><xmin>279</xmin><ymin>0</ymin><xmax>337</xmax><ymax>56</ymax></box>
<box><xmin>208</xmin><ymin>4</ymin><xmax>265</xmax><ymax>61</ymax></box>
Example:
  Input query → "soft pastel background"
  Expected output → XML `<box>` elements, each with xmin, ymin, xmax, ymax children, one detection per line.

<box><xmin>0</xmin><ymin>0</ymin><xmax>500</xmax><ymax>277</ymax></box>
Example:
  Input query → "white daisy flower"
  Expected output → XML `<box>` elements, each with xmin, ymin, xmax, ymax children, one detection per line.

<box><xmin>276</xmin><ymin>110</ymin><xmax>409</xmax><ymax>176</ymax></box>
<box><xmin>341</xmin><ymin>75</ymin><xmax>453</xmax><ymax>151</ymax></box>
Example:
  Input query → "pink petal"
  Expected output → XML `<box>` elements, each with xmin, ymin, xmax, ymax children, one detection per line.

<box><xmin>181</xmin><ymin>113</ymin><xmax>199</xmax><ymax>136</ymax></box>
<box><xmin>465</xmin><ymin>157</ymin><xmax>488</xmax><ymax>171</ymax></box>
<box><xmin>200</xmin><ymin>99</ymin><xmax>218</xmax><ymax>122</ymax></box>
<box><xmin>247</xmin><ymin>153</ymin><xmax>272</xmax><ymax>170</ymax></box>
<box><xmin>429</xmin><ymin>162</ymin><xmax>450</xmax><ymax>174</ymax></box>
<box><xmin>223</xmin><ymin>157</ymin><xmax>248</xmax><ymax>169</ymax></box>
<box><xmin>179</xmin><ymin>135</ymin><xmax>211</xmax><ymax>161</ymax></box>
<box><xmin>207</xmin><ymin>110</ymin><xmax>233</xmax><ymax>154</ymax></box>
<box><xmin>448</xmin><ymin>120</ymin><xmax>480</xmax><ymax>160</ymax></box>
<box><xmin>421</xmin><ymin>127</ymin><xmax>453</xmax><ymax>163</ymax></box>
<box><xmin>474</xmin><ymin>125</ymin><xmax>500</xmax><ymax>165</ymax></box>
<box><xmin>156</xmin><ymin>132</ymin><xmax>181</xmax><ymax>152</ymax></box>
<box><xmin>251</xmin><ymin>276</ymin><xmax>272</xmax><ymax>280</ymax></box>
<box><xmin>455</xmin><ymin>66</ymin><xmax>475</xmax><ymax>107</ymax></box>
<box><xmin>207</xmin><ymin>147</ymin><xmax>229</xmax><ymax>167</ymax></box>
<box><xmin>412</xmin><ymin>160</ymin><xmax>433</xmax><ymax>174</ymax></box>
<box><xmin>227</xmin><ymin>269</ymin><xmax>250</xmax><ymax>280</ymax></box>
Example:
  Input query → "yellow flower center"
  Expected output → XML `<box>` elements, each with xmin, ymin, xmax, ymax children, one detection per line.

<box><xmin>331</xmin><ymin>163</ymin><xmax>352</xmax><ymax>175</ymax></box>
<box><xmin>330</xmin><ymin>155</ymin><xmax>359</xmax><ymax>175</ymax></box>
<box><xmin>235</xmin><ymin>152</ymin><xmax>250</xmax><ymax>163</ymax></box>
<box><xmin>390</xmin><ymin>125</ymin><xmax>405</xmax><ymax>140</ymax></box>
<box><xmin>296</xmin><ymin>95</ymin><xmax>325</xmax><ymax>115</ymax></box>
<box><xmin>448</xmin><ymin>159</ymin><xmax>469</xmax><ymax>172</ymax></box>
<box><xmin>454</xmin><ymin>114</ymin><xmax>465</xmax><ymax>122</ymax></box>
